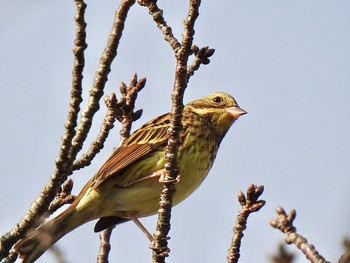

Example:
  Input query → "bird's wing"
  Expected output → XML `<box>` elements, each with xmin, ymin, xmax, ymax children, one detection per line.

<box><xmin>91</xmin><ymin>112</ymin><xmax>171</xmax><ymax>188</ymax></box>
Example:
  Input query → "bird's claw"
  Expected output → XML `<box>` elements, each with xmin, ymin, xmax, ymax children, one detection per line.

<box><xmin>159</xmin><ymin>174</ymin><xmax>181</xmax><ymax>184</ymax></box>
<box><xmin>149</xmin><ymin>239</ymin><xmax>171</xmax><ymax>257</ymax></box>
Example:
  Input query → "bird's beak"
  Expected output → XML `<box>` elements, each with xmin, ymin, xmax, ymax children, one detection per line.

<box><xmin>226</xmin><ymin>106</ymin><xmax>247</xmax><ymax>118</ymax></box>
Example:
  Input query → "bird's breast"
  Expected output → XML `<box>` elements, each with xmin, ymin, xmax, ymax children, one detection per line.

<box><xmin>173</xmin><ymin>129</ymin><xmax>219</xmax><ymax>205</ymax></box>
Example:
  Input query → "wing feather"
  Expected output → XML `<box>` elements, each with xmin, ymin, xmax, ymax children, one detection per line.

<box><xmin>91</xmin><ymin>112</ymin><xmax>171</xmax><ymax>188</ymax></box>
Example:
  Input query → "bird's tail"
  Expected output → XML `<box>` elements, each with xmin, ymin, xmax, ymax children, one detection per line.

<box><xmin>14</xmin><ymin>202</ymin><xmax>85</xmax><ymax>263</ymax></box>
<box><xmin>14</xmin><ymin>219</ymin><xmax>60</xmax><ymax>263</ymax></box>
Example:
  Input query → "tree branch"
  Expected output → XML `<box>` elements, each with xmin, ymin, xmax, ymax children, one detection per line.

<box><xmin>151</xmin><ymin>1</ymin><xmax>201</xmax><ymax>262</ymax></box>
<box><xmin>67</xmin><ymin>0</ymin><xmax>136</xmax><ymax>163</ymax></box>
<box><xmin>187</xmin><ymin>45</ymin><xmax>215</xmax><ymax>80</ymax></box>
<box><xmin>72</xmin><ymin>93</ymin><xmax>121</xmax><ymax>171</ymax></box>
<box><xmin>0</xmin><ymin>1</ymin><xmax>87</xmax><ymax>258</ymax></box>
<box><xmin>270</xmin><ymin>207</ymin><xmax>329</xmax><ymax>263</ymax></box>
<box><xmin>97</xmin><ymin>226</ymin><xmax>115</xmax><ymax>263</ymax></box>
<box><xmin>118</xmin><ymin>74</ymin><xmax>146</xmax><ymax>143</ymax></box>
<box><xmin>227</xmin><ymin>184</ymin><xmax>265</xmax><ymax>263</ymax></box>
<box><xmin>137</xmin><ymin>0</ymin><xmax>181</xmax><ymax>52</ymax></box>
<box><xmin>97</xmin><ymin>74</ymin><xmax>145</xmax><ymax>262</ymax></box>
<box><xmin>0</xmin><ymin>0</ymin><xmax>136</xmax><ymax>259</ymax></box>
<box><xmin>48</xmin><ymin>178</ymin><xmax>76</xmax><ymax>215</ymax></box>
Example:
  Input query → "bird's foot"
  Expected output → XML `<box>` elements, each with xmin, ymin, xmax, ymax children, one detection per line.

<box><xmin>158</xmin><ymin>170</ymin><xmax>181</xmax><ymax>184</ymax></box>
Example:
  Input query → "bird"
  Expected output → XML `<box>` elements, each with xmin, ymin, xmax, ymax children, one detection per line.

<box><xmin>14</xmin><ymin>92</ymin><xmax>246</xmax><ymax>263</ymax></box>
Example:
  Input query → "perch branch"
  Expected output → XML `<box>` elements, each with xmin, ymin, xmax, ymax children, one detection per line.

<box><xmin>151</xmin><ymin>1</ymin><xmax>201</xmax><ymax>262</ymax></box>
<box><xmin>97</xmin><ymin>226</ymin><xmax>115</xmax><ymax>263</ymax></box>
<box><xmin>227</xmin><ymin>184</ymin><xmax>265</xmax><ymax>263</ymax></box>
<box><xmin>270</xmin><ymin>207</ymin><xmax>329</xmax><ymax>263</ymax></box>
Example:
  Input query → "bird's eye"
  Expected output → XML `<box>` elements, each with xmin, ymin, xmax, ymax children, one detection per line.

<box><xmin>212</xmin><ymin>96</ymin><xmax>223</xmax><ymax>103</ymax></box>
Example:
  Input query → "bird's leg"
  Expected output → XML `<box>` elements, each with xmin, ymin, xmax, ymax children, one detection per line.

<box><xmin>127</xmin><ymin>211</ymin><xmax>153</xmax><ymax>242</ymax></box>
<box><xmin>127</xmin><ymin>211</ymin><xmax>170</xmax><ymax>255</ymax></box>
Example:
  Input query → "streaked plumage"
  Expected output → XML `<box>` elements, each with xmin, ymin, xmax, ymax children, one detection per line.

<box><xmin>14</xmin><ymin>92</ymin><xmax>246</xmax><ymax>263</ymax></box>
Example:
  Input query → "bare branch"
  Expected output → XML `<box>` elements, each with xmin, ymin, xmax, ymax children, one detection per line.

<box><xmin>138</xmin><ymin>0</ymin><xmax>181</xmax><ymax>52</ymax></box>
<box><xmin>187</xmin><ymin>45</ymin><xmax>215</xmax><ymax>80</ymax></box>
<box><xmin>72</xmin><ymin>93</ymin><xmax>121</xmax><ymax>170</ymax></box>
<box><xmin>48</xmin><ymin>178</ymin><xmax>76</xmax><ymax>215</ymax></box>
<box><xmin>0</xmin><ymin>0</ymin><xmax>136</xmax><ymax>259</ymax></box>
<box><xmin>67</xmin><ymin>0</ymin><xmax>136</xmax><ymax>163</ymax></box>
<box><xmin>151</xmin><ymin>1</ymin><xmax>201</xmax><ymax>262</ymax></box>
<box><xmin>227</xmin><ymin>184</ymin><xmax>265</xmax><ymax>263</ymax></box>
<box><xmin>119</xmin><ymin>74</ymin><xmax>146</xmax><ymax>142</ymax></box>
<box><xmin>71</xmin><ymin>0</ymin><xmax>87</xmax><ymax>117</ymax></box>
<box><xmin>96</xmin><ymin>74</ymin><xmax>145</xmax><ymax>262</ymax></box>
<box><xmin>270</xmin><ymin>207</ymin><xmax>329</xmax><ymax>263</ymax></box>
<box><xmin>0</xmin><ymin>1</ymin><xmax>88</xmax><ymax>258</ymax></box>
<box><xmin>97</xmin><ymin>226</ymin><xmax>115</xmax><ymax>263</ymax></box>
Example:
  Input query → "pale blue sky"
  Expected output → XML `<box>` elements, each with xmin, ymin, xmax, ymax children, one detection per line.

<box><xmin>0</xmin><ymin>1</ymin><xmax>349</xmax><ymax>262</ymax></box>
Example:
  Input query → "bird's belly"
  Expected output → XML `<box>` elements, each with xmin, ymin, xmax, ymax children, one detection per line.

<box><xmin>115</xmin><ymin>141</ymin><xmax>217</xmax><ymax>217</ymax></box>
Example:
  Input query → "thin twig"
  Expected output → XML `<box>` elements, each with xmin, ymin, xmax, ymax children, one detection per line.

<box><xmin>48</xmin><ymin>178</ymin><xmax>76</xmax><ymax>214</ymax></box>
<box><xmin>71</xmin><ymin>0</ymin><xmax>87</xmax><ymax>118</ymax></box>
<box><xmin>138</xmin><ymin>1</ymin><xmax>213</xmax><ymax>81</ymax></box>
<box><xmin>227</xmin><ymin>184</ymin><xmax>265</xmax><ymax>263</ymax></box>
<box><xmin>270</xmin><ymin>207</ymin><xmax>329</xmax><ymax>263</ymax></box>
<box><xmin>0</xmin><ymin>2</ymin><xmax>88</xmax><ymax>258</ymax></box>
<box><xmin>119</xmin><ymin>74</ymin><xmax>146</xmax><ymax>142</ymax></box>
<box><xmin>151</xmin><ymin>1</ymin><xmax>201</xmax><ymax>262</ymax></box>
<box><xmin>137</xmin><ymin>0</ymin><xmax>181</xmax><ymax>52</ymax></box>
<box><xmin>187</xmin><ymin>45</ymin><xmax>215</xmax><ymax>80</ymax></box>
<box><xmin>67</xmin><ymin>0</ymin><xmax>136</xmax><ymax>164</ymax></box>
<box><xmin>72</xmin><ymin>93</ymin><xmax>121</xmax><ymax>171</ymax></box>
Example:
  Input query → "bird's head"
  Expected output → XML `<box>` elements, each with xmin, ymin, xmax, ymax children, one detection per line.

<box><xmin>186</xmin><ymin>92</ymin><xmax>247</xmax><ymax>139</ymax></box>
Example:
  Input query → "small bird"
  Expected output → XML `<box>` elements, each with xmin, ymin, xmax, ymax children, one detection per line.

<box><xmin>14</xmin><ymin>92</ymin><xmax>246</xmax><ymax>263</ymax></box>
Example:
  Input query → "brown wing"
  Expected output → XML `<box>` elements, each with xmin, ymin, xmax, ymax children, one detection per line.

<box><xmin>91</xmin><ymin>112</ymin><xmax>171</xmax><ymax>188</ymax></box>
